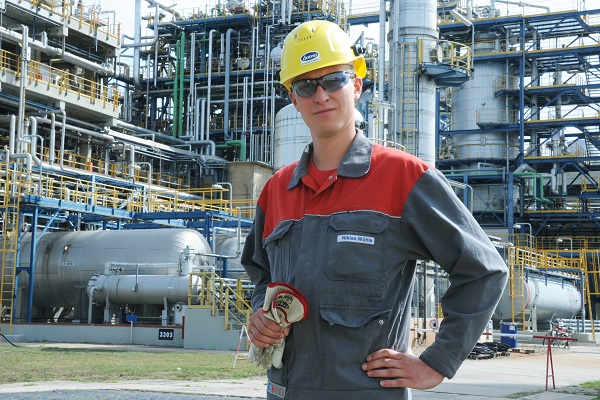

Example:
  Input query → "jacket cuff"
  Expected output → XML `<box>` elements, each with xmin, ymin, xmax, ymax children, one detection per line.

<box><xmin>419</xmin><ymin>342</ymin><xmax>464</xmax><ymax>379</ymax></box>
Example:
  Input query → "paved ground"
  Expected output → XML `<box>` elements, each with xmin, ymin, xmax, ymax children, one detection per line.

<box><xmin>0</xmin><ymin>343</ymin><xmax>598</xmax><ymax>399</ymax></box>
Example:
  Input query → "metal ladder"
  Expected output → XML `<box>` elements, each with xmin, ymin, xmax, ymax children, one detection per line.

<box><xmin>0</xmin><ymin>162</ymin><xmax>21</xmax><ymax>335</ymax></box>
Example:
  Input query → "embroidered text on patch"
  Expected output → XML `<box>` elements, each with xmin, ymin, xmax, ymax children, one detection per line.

<box><xmin>337</xmin><ymin>234</ymin><xmax>375</xmax><ymax>245</ymax></box>
<box><xmin>267</xmin><ymin>381</ymin><xmax>286</xmax><ymax>398</ymax></box>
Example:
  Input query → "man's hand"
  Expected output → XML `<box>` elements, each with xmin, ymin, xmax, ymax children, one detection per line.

<box><xmin>361</xmin><ymin>349</ymin><xmax>444</xmax><ymax>390</ymax></box>
<box><xmin>247</xmin><ymin>309</ymin><xmax>289</xmax><ymax>348</ymax></box>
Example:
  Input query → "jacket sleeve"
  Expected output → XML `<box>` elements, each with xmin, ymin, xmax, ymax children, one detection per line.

<box><xmin>401</xmin><ymin>168</ymin><xmax>509</xmax><ymax>379</ymax></box>
<box><xmin>241</xmin><ymin>205</ymin><xmax>271</xmax><ymax>313</ymax></box>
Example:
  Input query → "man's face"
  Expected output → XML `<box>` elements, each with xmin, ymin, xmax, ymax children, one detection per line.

<box><xmin>289</xmin><ymin>64</ymin><xmax>363</xmax><ymax>140</ymax></box>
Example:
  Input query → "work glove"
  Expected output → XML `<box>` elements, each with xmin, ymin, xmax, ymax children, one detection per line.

<box><xmin>248</xmin><ymin>282</ymin><xmax>309</xmax><ymax>369</ymax></box>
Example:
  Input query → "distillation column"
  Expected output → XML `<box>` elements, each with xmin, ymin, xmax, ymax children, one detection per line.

<box><xmin>387</xmin><ymin>0</ymin><xmax>438</xmax><ymax>164</ymax></box>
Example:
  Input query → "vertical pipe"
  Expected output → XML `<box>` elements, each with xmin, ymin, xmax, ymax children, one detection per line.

<box><xmin>378</xmin><ymin>0</ymin><xmax>386</xmax><ymax>102</ymax></box>
<box><xmin>243</xmin><ymin>76</ymin><xmax>248</xmax><ymax>133</ymax></box>
<box><xmin>173</xmin><ymin>39</ymin><xmax>180</xmax><ymax>137</ymax></box>
<box><xmin>178</xmin><ymin>31</ymin><xmax>186</xmax><ymax>137</ymax></box>
<box><xmin>8</xmin><ymin>114</ymin><xmax>16</xmax><ymax>155</ymax></box>
<box><xmin>49</xmin><ymin>113</ymin><xmax>55</xmax><ymax>166</ymax></box>
<box><xmin>189</xmin><ymin>32</ymin><xmax>196</xmax><ymax>137</ymax></box>
<box><xmin>133</xmin><ymin>0</ymin><xmax>141</xmax><ymax>87</ymax></box>
<box><xmin>206</xmin><ymin>30</ymin><xmax>216</xmax><ymax>141</ymax></box>
<box><xmin>17</xmin><ymin>25</ymin><xmax>29</xmax><ymax>150</ymax></box>
<box><xmin>59</xmin><ymin>110</ymin><xmax>67</xmax><ymax>170</ymax></box>
<box><xmin>26</xmin><ymin>208</ymin><xmax>39</xmax><ymax>322</ymax></box>
<box><xmin>224</xmin><ymin>29</ymin><xmax>237</xmax><ymax>140</ymax></box>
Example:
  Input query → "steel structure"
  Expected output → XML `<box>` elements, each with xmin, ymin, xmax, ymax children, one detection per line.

<box><xmin>0</xmin><ymin>0</ymin><xmax>597</xmax><ymax>342</ymax></box>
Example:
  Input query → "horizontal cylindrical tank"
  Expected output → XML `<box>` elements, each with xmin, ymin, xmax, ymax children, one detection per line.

<box><xmin>88</xmin><ymin>274</ymin><xmax>201</xmax><ymax>305</ymax></box>
<box><xmin>493</xmin><ymin>273</ymin><xmax>581</xmax><ymax>324</ymax></box>
<box><xmin>215</xmin><ymin>234</ymin><xmax>246</xmax><ymax>277</ymax></box>
<box><xmin>18</xmin><ymin>229</ymin><xmax>211</xmax><ymax>308</ymax></box>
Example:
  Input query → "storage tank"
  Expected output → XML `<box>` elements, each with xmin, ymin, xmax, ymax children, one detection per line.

<box><xmin>18</xmin><ymin>228</ymin><xmax>212</xmax><ymax>309</ymax></box>
<box><xmin>387</xmin><ymin>0</ymin><xmax>438</xmax><ymax>164</ymax></box>
<box><xmin>493</xmin><ymin>273</ymin><xmax>582</xmax><ymax>327</ymax></box>
<box><xmin>450</xmin><ymin>32</ymin><xmax>519</xmax><ymax>165</ymax></box>
<box><xmin>273</xmin><ymin>104</ymin><xmax>311</xmax><ymax>171</ymax></box>
<box><xmin>215</xmin><ymin>234</ymin><xmax>247</xmax><ymax>278</ymax></box>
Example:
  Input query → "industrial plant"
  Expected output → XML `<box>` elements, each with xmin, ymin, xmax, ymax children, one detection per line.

<box><xmin>0</xmin><ymin>0</ymin><xmax>598</xmax><ymax>350</ymax></box>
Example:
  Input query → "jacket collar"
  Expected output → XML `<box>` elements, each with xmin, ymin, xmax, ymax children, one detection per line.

<box><xmin>288</xmin><ymin>131</ymin><xmax>373</xmax><ymax>189</ymax></box>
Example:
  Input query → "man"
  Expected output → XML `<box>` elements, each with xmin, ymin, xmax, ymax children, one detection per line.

<box><xmin>241</xmin><ymin>20</ymin><xmax>508</xmax><ymax>400</ymax></box>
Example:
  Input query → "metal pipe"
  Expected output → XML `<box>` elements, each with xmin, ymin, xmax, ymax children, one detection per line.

<box><xmin>122</xmin><ymin>1</ymin><xmax>160</xmax><ymax>49</ymax></box>
<box><xmin>206</xmin><ymin>30</ymin><xmax>217</xmax><ymax>142</ymax></box>
<box><xmin>17</xmin><ymin>25</ymin><xmax>28</xmax><ymax>149</ymax></box>
<box><xmin>8</xmin><ymin>114</ymin><xmax>16</xmax><ymax>155</ymax></box>
<box><xmin>115</xmin><ymin>120</ymin><xmax>186</xmax><ymax>145</ymax></box>
<box><xmin>224</xmin><ymin>29</ymin><xmax>237</xmax><ymax>140</ymax></box>
<box><xmin>49</xmin><ymin>113</ymin><xmax>55</xmax><ymax>166</ymax></box>
<box><xmin>0</xmin><ymin>26</ymin><xmax>113</xmax><ymax>75</ymax></box>
<box><xmin>189</xmin><ymin>31</ymin><xmax>196</xmax><ymax>138</ymax></box>
<box><xmin>378</xmin><ymin>0</ymin><xmax>386</xmax><ymax>102</ymax></box>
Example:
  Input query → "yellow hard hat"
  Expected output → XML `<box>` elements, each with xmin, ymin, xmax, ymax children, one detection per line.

<box><xmin>279</xmin><ymin>20</ymin><xmax>367</xmax><ymax>90</ymax></box>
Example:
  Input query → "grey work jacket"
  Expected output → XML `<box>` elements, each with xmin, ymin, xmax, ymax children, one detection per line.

<box><xmin>242</xmin><ymin>132</ymin><xmax>508</xmax><ymax>400</ymax></box>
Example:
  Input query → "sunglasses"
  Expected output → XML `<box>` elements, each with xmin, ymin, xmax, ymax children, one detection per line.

<box><xmin>291</xmin><ymin>70</ymin><xmax>356</xmax><ymax>98</ymax></box>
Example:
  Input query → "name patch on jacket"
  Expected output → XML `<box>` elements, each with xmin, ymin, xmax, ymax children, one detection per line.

<box><xmin>337</xmin><ymin>234</ymin><xmax>375</xmax><ymax>245</ymax></box>
<box><xmin>267</xmin><ymin>381</ymin><xmax>286</xmax><ymax>398</ymax></box>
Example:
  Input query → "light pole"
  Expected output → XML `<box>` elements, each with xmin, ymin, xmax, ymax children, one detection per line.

<box><xmin>212</xmin><ymin>182</ymin><xmax>233</xmax><ymax>214</ymax></box>
<box><xmin>556</xmin><ymin>237</ymin><xmax>573</xmax><ymax>259</ymax></box>
<box><xmin>513</xmin><ymin>223</ymin><xmax>533</xmax><ymax>247</ymax></box>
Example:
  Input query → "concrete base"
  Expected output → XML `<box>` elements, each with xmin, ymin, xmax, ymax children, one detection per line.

<box><xmin>572</xmin><ymin>332</ymin><xmax>600</xmax><ymax>345</ymax></box>
<box><xmin>5</xmin><ymin>308</ymin><xmax>243</xmax><ymax>350</ymax></box>
<box><xmin>9</xmin><ymin>323</ymin><xmax>184</xmax><ymax>347</ymax></box>
<box><xmin>182</xmin><ymin>308</ymin><xmax>242</xmax><ymax>350</ymax></box>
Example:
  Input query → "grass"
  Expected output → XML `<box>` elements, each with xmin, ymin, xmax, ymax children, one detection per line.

<box><xmin>0</xmin><ymin>345</ymin><xmax>266</xmax><ymax>384</ymax></box>
<box><xmin>505</xmin><ymin>380</ymin><xmax>600</xmax><ymax>399</ymax></box>
<box><xmin>581</xmin><ymin>380</ymin><xmax>600</xmax><ymax>400</ymax></box>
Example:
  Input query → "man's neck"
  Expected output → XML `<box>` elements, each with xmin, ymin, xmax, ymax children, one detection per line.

<box><xmin>311</xmin><ymin>129</ymin><xmax>356</xmax><ymax>171</ymax></box>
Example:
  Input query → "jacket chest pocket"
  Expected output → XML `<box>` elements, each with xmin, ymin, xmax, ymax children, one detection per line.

<box><xmin>263</xmin><ymin>220</ymin><xmax>298</xmax><ymax>282</ymax></box>
<box><xmin>321</xmin><ymin>212</ymin><xmax>389</xmax><ymax>296</ymax></box>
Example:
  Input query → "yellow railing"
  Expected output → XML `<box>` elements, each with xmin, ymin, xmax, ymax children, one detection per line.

<box><xmin>29</xmin><ymin>0</ymin><xmax>121</xmax><ymax>44</ymax></box>
<box><xmin>6</xmin><ymin>165</ymin><xmax>231</xmax><ymax>215</ymax></box>
<box><xmin>507</xmin><ymin>238</ymin><xmax>595</xmax><ymax>338</ymax></box>
<box><xmin>0</xmin><ymin>48</ymin><xmax>119</xmax><ymax>110</ymax></box>
<box><xmin>28</xmin><ymin>58</ymin><xmax>119</xmax><ymax>110</ymax></box>
<box><xmin>419</xmin><ymin>40</ymin><xmax>472</xmax><ymax>75</ymax></box>
<box><xmin>188</xmin><ymin>271</ymin><xmax>252</xmax><ymax>331</ymax></box>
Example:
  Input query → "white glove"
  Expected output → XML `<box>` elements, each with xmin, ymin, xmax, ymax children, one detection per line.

<box><xmin>249</xmin><ymin>282</ymin><xmax>309</xmax><ymax>369</ymax></box>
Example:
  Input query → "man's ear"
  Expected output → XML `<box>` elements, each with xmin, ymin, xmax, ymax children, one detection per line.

<box><xmin>353</xmin><ymin>76</ymin><xmax>363</xmax><ymax>101</ymax></box>
<box><xmin>289</xmin><ymin>91</ymin><xmax>299</xmax><ymax>111</ymax></box>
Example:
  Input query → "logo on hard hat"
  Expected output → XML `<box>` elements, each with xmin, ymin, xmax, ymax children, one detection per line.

<box><xmin>300</xmin><ymin>51</ymin><xmax>320</xmax><ymax>66</ymax></box>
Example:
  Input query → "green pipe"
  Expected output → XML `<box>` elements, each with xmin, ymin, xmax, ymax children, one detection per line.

<box><xmin>173</xmin><ymin>39</ymin><xmax>180</xmax><ymax>137</ymax></box>
<box><xmin>216</xmin><ymin>140</ymin><xmax>246</xmax><ymax>161</ymax></box>
<box><xmin>514</xmin><ymin>172</ymin><xmax>552</xmax><ymax>204</ymax></box>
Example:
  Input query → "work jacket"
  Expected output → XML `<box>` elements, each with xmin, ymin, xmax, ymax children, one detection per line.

<box><xmin>241</xmin><ymin>132</ymin><xmax>508</xmax><ymax>400</ymax></box>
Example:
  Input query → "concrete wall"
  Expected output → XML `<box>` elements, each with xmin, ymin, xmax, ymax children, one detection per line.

<box><xmin>8</xmin><ymin>309</ymin><xmax>244</xmax><ymax>351</ymax></box>
<box><xmin>182</xmin><ymin>308</ymin><xmax>242</xmax><ymax>351</ymax></box>
<box><xmin>228</xmin><ymin>161</ymin><xmax>273</xmax><ymax>201</ymax></box>
<box><xmin>10</xmin><ymin>323</ymin><xmax>183</xmax><ymax>347</ymax></box>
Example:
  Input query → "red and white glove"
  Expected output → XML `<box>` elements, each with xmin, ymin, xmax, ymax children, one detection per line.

<box><xmin>249</xmin><ymin>282</ymin><xmax>309</xmax><ymax>369</ymax></box>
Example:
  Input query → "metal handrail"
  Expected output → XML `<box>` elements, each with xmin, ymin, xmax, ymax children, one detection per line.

<box><xmin>188</xmin><ymin>271</ymin><xmax>252</xmax><ymax>331</ymax></box>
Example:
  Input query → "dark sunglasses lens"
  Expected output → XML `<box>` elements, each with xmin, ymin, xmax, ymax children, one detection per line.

<box><xmin>320</xmin><ymin>72</ymin><xmax>349</xmax><ymax>91</ymax></box>
<box><xmin>292</xmin><ymin>71</ymin><xmax>352</xmax><ymax>97</ymax></box>
<box><xmin>293</xmin><ymin>80</ymin><xmax>318</xmax><ymax>97</ymax></box>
